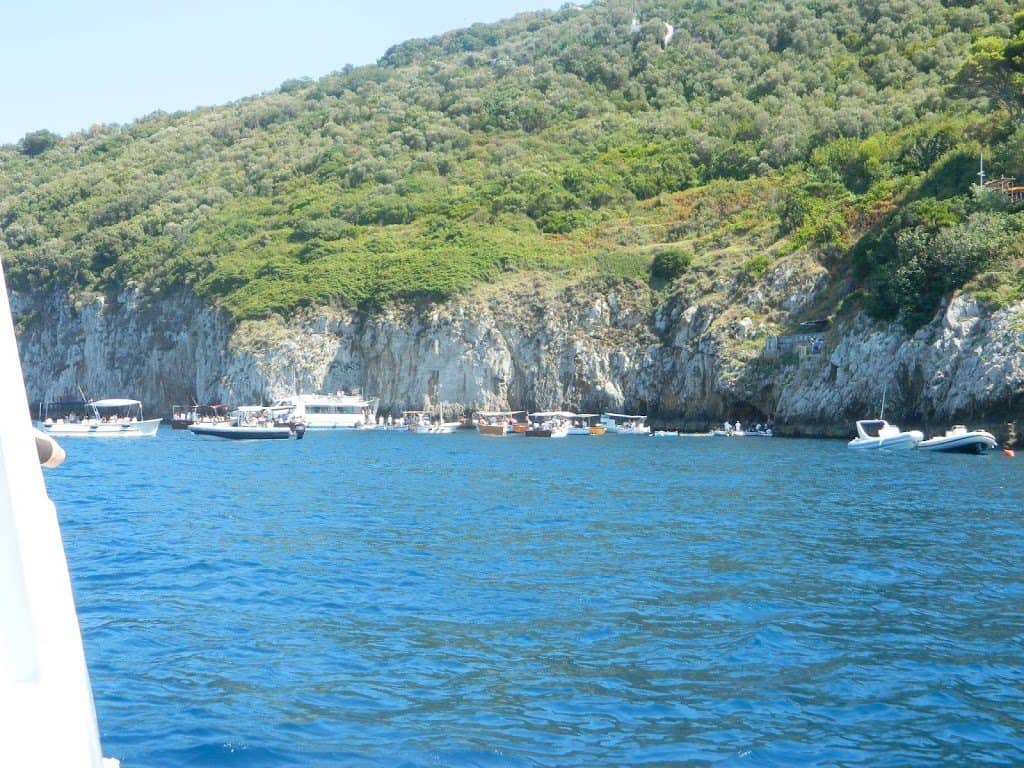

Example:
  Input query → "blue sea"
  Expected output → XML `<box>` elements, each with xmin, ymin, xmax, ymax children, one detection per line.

<box><xmin>47</xmin><ymin>429</ymin><xmax>1024</xmax><ymax>767</ymax></box>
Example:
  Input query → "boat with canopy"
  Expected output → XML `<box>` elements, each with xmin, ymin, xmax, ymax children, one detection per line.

<box><xmin>37</xmin><ymin>398</ymin><xmax>161</xmax><ymax>437</ymax></box>
<box><xmin>474</xmin><ymin>410</ymin><xmax>527</xmax><ymax>436</ymax></box>
<box><xmin>600</xmin><ymin>412</ymin><xmax>651</xmax><ymax>435</ymax></box>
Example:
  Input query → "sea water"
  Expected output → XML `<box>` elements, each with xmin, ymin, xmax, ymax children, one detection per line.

<box><xmin>46</xmin><ymin>429</ymin><xmax>1024</xmax><ymax>767</ymax></box>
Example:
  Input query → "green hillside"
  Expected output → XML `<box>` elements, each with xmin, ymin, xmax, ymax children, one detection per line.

<box><xmin>2</xmin><ymin>0</ymin><xmax>1024</xmax><ymax>327</ymax></box>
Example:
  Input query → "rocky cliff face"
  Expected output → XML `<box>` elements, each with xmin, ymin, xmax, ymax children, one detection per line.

<box><xmin>11</xmin><ymin>270</ymin><xmax>1024</xmax><ymax>441</ymax></box>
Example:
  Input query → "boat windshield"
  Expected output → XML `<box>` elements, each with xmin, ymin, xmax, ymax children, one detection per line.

<box><xmin>858</xmin><ymin>420</ymin><xmax>886</xmax><ymax>437</ymax></box>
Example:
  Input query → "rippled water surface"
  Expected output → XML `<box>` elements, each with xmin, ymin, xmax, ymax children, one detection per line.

<box><xmin>47</xmin><ymin>429</ymin><xmax>1024</xmax><ymax>767</ymax></box>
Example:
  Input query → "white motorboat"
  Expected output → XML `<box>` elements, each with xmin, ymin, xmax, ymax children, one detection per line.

<box><xmin>600</xmin><ymin>412</ymin><xmax>651</xmax><ymax>435</ymax></box>
<box><xmin>918</xmin><ymin>425</ymin><xmax>998</xmax><ymax>454</ymax></box>
<box><xmin>270</xmin><ymin>391</ymin><xmax>378</xmax><ymax>429</ymax></box>
<box><xmin>188</xmin><ymin>405</ymin><xmax>299</xmax><ymax>440</ymax></box>
<box><xmin>847</xmin><ymin>419</ymin><xmax>923</xmax><ymax>450</ymax></box>
<box><xmin>37</xmin><ymin>398</ymin><xmax>161</xmax><ymax>437</ymax></box>
<box><xmin>404</xmin><ymin>409</ymin><xmax>460</xmax><ymax>434</ymax></box>
<box><xmin>653</xmin><ymin>430</ymin><xmax>679</xmax><ymax>437</ymax></box>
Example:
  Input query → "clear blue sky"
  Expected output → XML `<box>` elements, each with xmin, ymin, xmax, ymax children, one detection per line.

<box><xmin>0</xmin><ymin>0</ymin><xmax>559</xmax><ymax>146</ymax></box>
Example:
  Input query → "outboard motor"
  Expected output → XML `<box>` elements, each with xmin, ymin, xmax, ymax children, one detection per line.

<box><xmin>293</xmin><ymin>422</ymin><xmax>306</xmax><ymax>440</ymax></box>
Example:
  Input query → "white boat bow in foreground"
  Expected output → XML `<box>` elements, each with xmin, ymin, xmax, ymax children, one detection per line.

<box><xmin>1</xmin><ymin>259</ymin><xmax>119</xmax><ymax>765</ymax></box>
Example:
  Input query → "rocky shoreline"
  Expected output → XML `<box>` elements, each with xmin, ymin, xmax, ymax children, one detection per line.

<box><xmin>11</xmin><ymin>274</ymin><xmax>1024</xmax><ymax>446</ymax></box>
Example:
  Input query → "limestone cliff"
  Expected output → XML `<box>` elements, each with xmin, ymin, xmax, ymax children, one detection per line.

<box><xmin>11</xmin><ymin>268</ymin><xmax>1024</xmax><ymax>442</ymax></box>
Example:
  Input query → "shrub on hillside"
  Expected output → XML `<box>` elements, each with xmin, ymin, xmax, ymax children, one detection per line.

<box><xmin>651</xmin><ymin>248</ymin><xmax>693</xmax><ymax>281</ymax></box>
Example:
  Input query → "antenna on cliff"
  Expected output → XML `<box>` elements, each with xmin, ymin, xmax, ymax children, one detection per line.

<box><xmin>978</xmin><ymin>154</ymin><xmax>986</xmax><ymax>189</ymax></box>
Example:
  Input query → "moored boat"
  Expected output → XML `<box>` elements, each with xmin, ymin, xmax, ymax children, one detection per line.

<box><xmin>567</xmin><ymin>413</ymin><xmax>606</xmax><ymax>435</ymax></box>
<box><xmin>404</xmin><ymin>409</ymin><xmax>460</xmax><ymax>434</ymax></box>
<box><xmin>525</xmin><ymin>411</ymin><xmax>571</xmax><ymax>438</ymax></box>
<box><xmin>37</xmin><ymin>398</ymin><xmax>161</xmax><ymax>437</ymax></box>
<box><xmin>474</xmin><ymin>410</ymin><xmax>527</xmax><ymax>436</ymax></box>
<box><xmin>270</xmin><ymin>391</ymin><xmax>378</xmax><ymax>429</ymax></box>
<box><xmin>188</xmin><ymin>405</ymin><xmax>299</xmax><ymax>440</ymax></box>
<box><xmin>601</xmin><ymin>412</ymin><xmax>651</xmax><ymax>436</ymax></box>
<box><xmin>847</xmin><ymin>419</ymin><xmax>923</xmax><ymax>450</ymax></box>
<box><xmin>170</xmin><ymin>403</ymin><xmax>231</xmax><ymax>430</ymax></box>
<box><xmin>918</xmin><ymin>425</ymin><xmax>998</xmax><ymax>454</ymax></box>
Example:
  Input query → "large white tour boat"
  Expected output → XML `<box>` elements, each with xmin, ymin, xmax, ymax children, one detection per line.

<box><xmin>271</xmin><ymin>392</ymin><xmax>379</xmax><ymax>429</ymax></box>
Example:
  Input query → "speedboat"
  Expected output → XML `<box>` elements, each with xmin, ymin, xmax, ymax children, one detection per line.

<box><xmin>188</xmin><ymin>406</ymin><xmax>300</xmax><ymax>440</ymax></box>
<box><xmin>847</xmin><ymin>419</ymin><xmax>923</xmax><ymax>450</ymax></box>
<box><xmin>36</xmin><ymin>398</ymin><xmax>161</xmax><ymax>437</ymax></box>
<box><xmin>918</xmin><ymin>425</ymin><xmax>998</xmax><ymax>454</ymax></box>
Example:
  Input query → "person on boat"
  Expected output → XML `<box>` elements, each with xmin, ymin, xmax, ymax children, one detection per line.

<box><xmin>734</xmin><ymin>421</ymin><xmax>742</xmax><ymax>433</ymax></box>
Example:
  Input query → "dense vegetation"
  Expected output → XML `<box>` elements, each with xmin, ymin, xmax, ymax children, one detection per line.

<box><xmin>3</xmin><ymin>0</ymin><xmax>1024</xmax><ymax>328</ymax></box>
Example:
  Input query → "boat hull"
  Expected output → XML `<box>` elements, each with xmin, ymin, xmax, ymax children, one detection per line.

<box><xmin>848</xmin><ymin>434</ymin><xmax>922</xmax><ymax>450</ymax></box>
<box><xmin>567</xmin><ymin>425</ymin><xmax>606</xmax><ymax>436</ymax></box>
<box><xmin>477</xmin><ymin>423</ymin><xmax>511</xmax><ymax>436</ymax></box>
<box><xmin>918</xmin><ymin>432</ymin><xmax>998</xmax><ymax>454</ymax></box>
<box><xmin>188</xmin><ymin>424</ymin><xmax>291</xmax><ymax>440</ymax></box>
